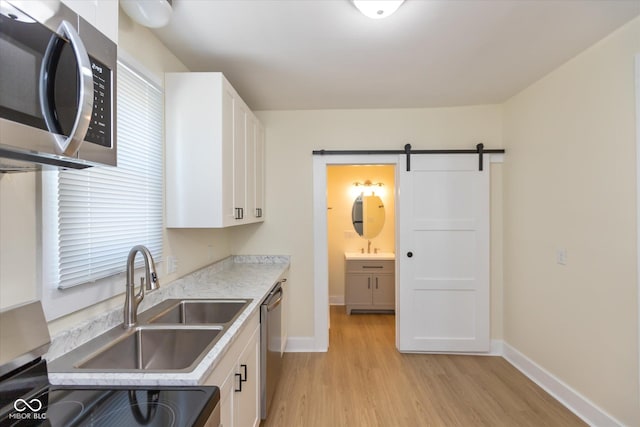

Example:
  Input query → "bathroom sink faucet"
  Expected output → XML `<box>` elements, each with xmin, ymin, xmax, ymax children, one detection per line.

<box><xmin>123</xmin><ymin>245</ymin><xmax>159</xmax><ymax>329</ymax></box>
<box><xmin>367</xmin><ymin>240</ymin><xmax>372</xmax><ymax>254</ymax></box>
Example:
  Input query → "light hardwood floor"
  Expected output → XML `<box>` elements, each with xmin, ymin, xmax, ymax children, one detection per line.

<box><xmin>261</xmin><ymin>306</ymin><xmax>586</xmax><ymax>427</ymax></box>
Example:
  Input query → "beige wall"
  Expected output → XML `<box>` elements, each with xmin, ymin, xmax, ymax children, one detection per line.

<box><xmin>231</xmin><ymin>105</ymin><xmax>504</xmax><ymax>338</ymax></box>
<box><xmin>502</xmin><ymin>17</ymin><xmax>639</xmax><ymax>426</ymax></box>
<box><xmin>0</xmin><ymin>173</ymin><xmax>38</xmax><ymax>308</ymax></box>
<box><xmin>327</xmin><ymin>165</ymin><xmax>396</xmax><ymax>302</ymax></box>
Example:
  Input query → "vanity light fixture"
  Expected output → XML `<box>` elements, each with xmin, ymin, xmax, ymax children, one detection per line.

<box><xmin>352</xmin><ymin>180</ymin><xmax>385</xmax><ymax>198</ymax></box>
<box><xmin>353</xmin><ymin>179</ymin><xmax>384</xmax><ymax>187</ymax></box>
<box><xmin>352</xmin><ymin>0</ymin><xmax>405</xmax><ymax>20</ymax></box>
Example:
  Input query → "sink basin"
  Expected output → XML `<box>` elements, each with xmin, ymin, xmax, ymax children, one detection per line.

<box><xmin>344</xmin><ymin>252</ymin><xmax>395</xmax><ymax>261</ymax></box>
<box><xmin>147</xmin><ymin>299</ymin><xmax>250</xmax><ymax>325</ymax></box>
<box><xmin>76</xmin><ymin>326</ymin><xmax>222</xmax><ymax>371</ymax></box>
<box><xmin>48</xmin><ymin>298</ymin><xmax>253</xmax><ymax>375</ymax></box>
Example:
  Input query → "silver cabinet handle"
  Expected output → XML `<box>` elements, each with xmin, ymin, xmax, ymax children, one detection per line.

<box><xmin>266</xmin><ymin>288</ymin><xmax>283</xmax><ymax>312</ymax></box>
<box><xmin>40</xmin><ymin>20</ymin><xmax>94</xmax><ymax>157</ymax></box>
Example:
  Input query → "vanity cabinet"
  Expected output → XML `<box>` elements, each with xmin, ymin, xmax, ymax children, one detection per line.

<box><xmin>165</xmin><ymin>72</ymin><xmax>265</xmax><ymax>228</ymax></box>
<box><xmin>204</xmin><ymin>311</ymin><xmax>260</xmax><ymax>427</ymax></box>
<box><xmin>345</xmin><ymin>259</ymin><xmax>395</xmax><ymax>314</ymax></box>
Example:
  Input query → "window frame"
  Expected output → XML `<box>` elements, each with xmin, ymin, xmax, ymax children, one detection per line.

<box><xmin>40</xmin><ymin>56</ymin><xmax>165</xmax><ymax>321</ymax></box>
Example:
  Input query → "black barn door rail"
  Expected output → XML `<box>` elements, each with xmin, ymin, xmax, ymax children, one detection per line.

<box><xmin>312</xmin><ymin>143</ymin><xmax>505</xmax><ymax>171</ymax></box>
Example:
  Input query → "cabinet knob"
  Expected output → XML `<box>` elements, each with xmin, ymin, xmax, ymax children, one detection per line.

<box><xmin>407</xmin><ymin>252</ymin><xmax>413</xmax><ymax>258</ymax></box>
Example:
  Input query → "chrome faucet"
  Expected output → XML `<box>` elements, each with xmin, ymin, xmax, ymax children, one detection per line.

<box><xmin>123</xmin><ymin>245</ymin><xmax>159</xmax><ymax>328</ymax></box>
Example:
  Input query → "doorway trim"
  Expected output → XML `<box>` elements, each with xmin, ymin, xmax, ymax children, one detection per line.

<box><xmin>635</xmin><ymin>53</ymin><xmax>640</xmax><ymax>396</ymax></box>
<box><xmin>312</xmin><ymin>154</ymin><xmax>400</xmax><ymax>351</ymax></box>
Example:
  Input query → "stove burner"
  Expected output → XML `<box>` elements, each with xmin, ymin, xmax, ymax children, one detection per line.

<box><xmin>43</xmin><ymin>400</ymin><xmax>85</xmax><ymax>425</ymax></box>
<box><xmin>92</xmin><ymin>401</ymin><xmax>175</xmax><ymax>426</ymax></box>
<box><xmin>1</xmin><ymin>359</ymin><xmax>218</xmax><ymax>427</ymax></box>
<box><xmin>45</xmin><ymin>389</ymin><xmax>177</xmax><ymax>427</ymax></box>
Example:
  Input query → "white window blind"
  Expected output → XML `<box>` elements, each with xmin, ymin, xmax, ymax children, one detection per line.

<box><xmin>53</xmin><ymin>62</ymin><xmax>163</xmax><ymax>289</ymax></box>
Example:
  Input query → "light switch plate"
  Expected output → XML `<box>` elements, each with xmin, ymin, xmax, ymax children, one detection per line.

<box><xmin>556</xmin><ymin>249</ymin><xmax>568</xmax><ymax>265</ymax></box>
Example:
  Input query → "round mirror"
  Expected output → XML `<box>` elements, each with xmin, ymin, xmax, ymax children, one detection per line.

<box><xmin>351</xmin><ymin>194</ymin><xmax>385</xmax><ymax>239</ymax></box>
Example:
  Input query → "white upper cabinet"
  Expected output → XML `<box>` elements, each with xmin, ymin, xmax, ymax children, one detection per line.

<box><xmin>61</xmin><ymin>0</ymin><xmax>118</xmax><ymax>42</ymax></box>
<box><xmin>165</xmin><ymin>72</ymin><xmax>265</xmax><ymax>228</ymax></box>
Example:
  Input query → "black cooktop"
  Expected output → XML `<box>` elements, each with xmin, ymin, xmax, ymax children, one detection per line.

<box><xmin>0</xmin><ymin>359</ymin><xmax>219</xmax><ymax>427</ymax></box>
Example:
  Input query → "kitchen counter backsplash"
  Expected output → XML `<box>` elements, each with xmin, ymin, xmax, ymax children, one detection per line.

<box><xmin>45</xmin><ymin>255</ymin><xmax>290</xmax><ymax>364</ymax></box>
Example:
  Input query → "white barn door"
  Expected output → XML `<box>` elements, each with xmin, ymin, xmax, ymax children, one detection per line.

<box><xmin>397</xmin><ymin>154</ymin><xmax>490</xmax><ymax>352</ymax></box>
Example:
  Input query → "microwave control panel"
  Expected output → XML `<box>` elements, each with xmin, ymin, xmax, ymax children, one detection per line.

<box><xmin>85</xmin><ymin>56</ymin><xmax>112</xmax><ymax>148</ymax></box>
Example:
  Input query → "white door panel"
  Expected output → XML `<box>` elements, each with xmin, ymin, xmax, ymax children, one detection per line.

<box><xmin>398</xmin><ymin>154</ymin><xmax>489</xmax><ymax>352</ymax></box>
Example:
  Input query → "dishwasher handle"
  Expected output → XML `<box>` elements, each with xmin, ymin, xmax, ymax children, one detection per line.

<box><xmin>265</xmin><ymin>288</ymin><xmax>283</xmax><ymax>312</ymax></box>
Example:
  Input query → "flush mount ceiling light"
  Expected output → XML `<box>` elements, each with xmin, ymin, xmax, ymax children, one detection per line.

<box><xmin>352</xmin><ymin>0</ymin><xmax>405</xmax><ymax>19</ymax></box>
<box><xmin>121</xmin><ymin>0</ymin><xmax>173</xmax><ymax>28</ymax></box>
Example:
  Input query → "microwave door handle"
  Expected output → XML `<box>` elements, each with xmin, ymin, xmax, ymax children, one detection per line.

<box><xmin>39</xmin><ymin>20</ymin><xmax>94</xmax><ymax>157</ymax></box>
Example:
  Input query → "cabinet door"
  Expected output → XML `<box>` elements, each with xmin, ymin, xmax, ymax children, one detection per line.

<box><xmin>245</xmin><ymin>114</ymin><xmax>257</xmax><ymax>222</ymax></box>
<box><xmin>280</xmin><ymin>276</ymin><xmax>289</xmax><ymax>354</ymax></box>
<box><xmin>254</xmin><ymin>122</ymin><xmax>265</xmax><ymax>220</ymax></box>
<box><xmin>233</xmin><ymin>101</ymin><xmax>247</xmax><ymax>221</ymax></box>
<box><xmin>219</xmin><ymin>367</ymin><xmax>236</xmax><ymax>427</ymax></box>
<box><xmin>372</xmin><ymin>274</ymin><xmax>395</xmax><ymax>307</ymax></box>
<box><xmin>346</xmin><ymin>274</ymin><xmax>373</xmax><ymax>305</ymax></box>
<box><xmin>61</xmin><ymin>0</ymin><xmax>95</xmax><ymax>24</ymax></box>
<box><xmin>95</xmin><ymin>0</ymin><xmax>118</xmax><ymax>42</ymax></box>
<box><xmin>235</xmin><ymin>327</ymin><xmax>260</xmax><ymax>427</ymax></box>
<box><xmin>61</xmin><ymin>0</ymin><xmax>118</xmax><ymax>42</ymax></box>
<box><xmin>221</xmin><ymin>85</ymin><xmax>236</xmax><ymax>226</ymax></box>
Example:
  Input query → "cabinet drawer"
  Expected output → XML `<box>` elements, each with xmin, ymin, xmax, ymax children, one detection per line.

<box><xmin>345</xmin><ymin>260</ymin><xmax>394</xmax><ymax>273</ymax></box>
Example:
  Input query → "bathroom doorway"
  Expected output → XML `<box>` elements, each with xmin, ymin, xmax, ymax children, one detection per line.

<box><xmin>312</xmin><ymin>154</ymin><xmax>399</xmax><ymax>351</ymax></box>
<box><xmin>326</xmin><ymin>164</ymin><xmax>396</xmax><ymax>339</ymax></box>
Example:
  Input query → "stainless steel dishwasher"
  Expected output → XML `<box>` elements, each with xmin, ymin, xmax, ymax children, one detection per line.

<box><xmin>260</xmin><ymin>281</ymin><xmax>283</xmax><ymax>420</ymax></box>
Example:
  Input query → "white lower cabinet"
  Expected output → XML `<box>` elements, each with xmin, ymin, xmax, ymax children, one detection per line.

<box><xmin>205</xmin><ymin>312</ymin><xmax>260</xmax><ymax>427</ymax></box>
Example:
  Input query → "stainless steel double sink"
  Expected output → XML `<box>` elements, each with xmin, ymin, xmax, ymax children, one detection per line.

<box><xmin>49</xmin><ymin>299</ymin><xmax>251</xmax><ymax>373</ymax></box>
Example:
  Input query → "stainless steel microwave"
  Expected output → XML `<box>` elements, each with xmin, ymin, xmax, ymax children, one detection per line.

<box><xmin>0</xmin><ymin>0</ymin><xmax>116</xmax><ymax>171</ymax></box>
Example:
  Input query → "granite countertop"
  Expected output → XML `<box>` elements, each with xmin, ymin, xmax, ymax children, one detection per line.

<box><xmin>47</xmin><ymin>255</ymin><xmax>290</xmax><ymax>386</ymax></box>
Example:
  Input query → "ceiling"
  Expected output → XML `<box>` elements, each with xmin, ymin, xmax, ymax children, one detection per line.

<box><xmin>152</xmin><ymin>0</ymin><xmax>640</xmax><ymax>111</ymax></box>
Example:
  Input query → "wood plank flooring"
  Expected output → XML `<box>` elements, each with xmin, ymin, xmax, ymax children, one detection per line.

<box><xmin>261</xmin><ymin>306</ymin><xmax>586</xmax><ymax>427</ymax></box>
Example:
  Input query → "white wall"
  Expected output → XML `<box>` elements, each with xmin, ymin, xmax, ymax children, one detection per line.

<box><xmin>231</xmin><ymin>106</ymin><xmax>504</xmax><ymax>338</ymax></box>
<box><xmin>502</xmin><ymin>17</ymin><xmax>640</xmax><ymax>426</ymax></box>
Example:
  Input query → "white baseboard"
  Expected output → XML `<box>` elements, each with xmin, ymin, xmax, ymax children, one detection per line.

<box><xmin>490</xmin><ymin>339</ymin><xmax>503</xmax><ymax>355</ymax></box>
<box><xmin>401</xmin><ymin>340</ymin><xmax>504</xmax><ymax>356</ymax></box>
<box><xmin>285</xmin><ymin>337</ymin><xmax>325</xmax><ymax>353</ymax></box>
<box><xmin>329</xmin><ymin>295</ymin><xmax>344</xmax><ymax>305</ymax></box>
<box><xmin>502</xmin><ymin>342</ymin><xmax>623</xmax><ymax>427</ymax></box>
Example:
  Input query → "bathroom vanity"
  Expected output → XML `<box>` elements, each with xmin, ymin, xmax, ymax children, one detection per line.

<box><xmin>344</xmin><ymin>253</ymin><xmax>395</xmax><ymax>314</ymax></box>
